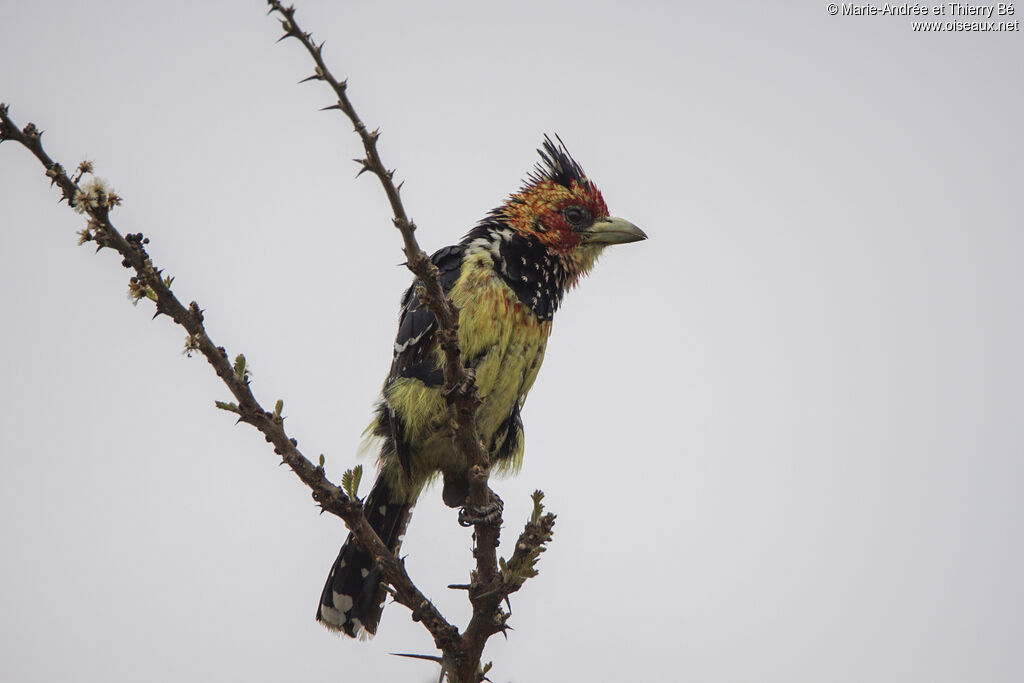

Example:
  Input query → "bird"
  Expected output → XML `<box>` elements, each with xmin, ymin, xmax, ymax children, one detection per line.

<box><xmin>317</xmin><ymin>136</ymin><xmax>646</xmax><ymax>638</ymax></box>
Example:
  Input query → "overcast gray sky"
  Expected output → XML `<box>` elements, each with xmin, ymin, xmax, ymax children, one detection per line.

<box><xmin>1</xmin><ymin>1</ymin><xmax>1022</xmax><ymax>681</ymax></box>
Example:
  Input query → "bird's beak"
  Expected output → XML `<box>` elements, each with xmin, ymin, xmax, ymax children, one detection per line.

<box><xmin>581</xmin><ymin>217</ymin><xmax>647</xmax><ymax>245</ymax></box>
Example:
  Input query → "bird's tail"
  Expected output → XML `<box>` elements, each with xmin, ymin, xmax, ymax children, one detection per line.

<box><xmin>316</xmin><ymin>475</ymin><xmax>414</xmax><ymax>638</ymax></box>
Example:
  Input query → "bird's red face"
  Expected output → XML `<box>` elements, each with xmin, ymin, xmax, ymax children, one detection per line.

<box><xmin>500</xmin><ymin>179</ymin><xmax>610</xmax><ymax>255</ymax></box>
<box><xmin>488</xmin><ymin>137</ymin><xmax>645</xmax><ymax>280</ymax></box>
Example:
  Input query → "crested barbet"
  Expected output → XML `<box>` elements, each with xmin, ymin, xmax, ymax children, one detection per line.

<box><xmin>317</xmin><ymin>137</ymin><xmax>646</xmax><ymax>638</ymax></box>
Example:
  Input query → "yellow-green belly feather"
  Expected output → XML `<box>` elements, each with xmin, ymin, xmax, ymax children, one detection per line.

<box><xmin>377</xmin><ymin>250</ymin><xmax>551</xmax><ymax>498</ymax></box>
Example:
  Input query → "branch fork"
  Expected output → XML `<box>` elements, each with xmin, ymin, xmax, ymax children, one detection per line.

<box><xmin>1</xmin><ymin>2</ymin><xmax>558</xmax><ymax>679</ymax></box>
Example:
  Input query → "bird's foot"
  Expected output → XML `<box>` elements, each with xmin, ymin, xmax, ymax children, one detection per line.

<box><xmin>458</xmin><ymin>489</ymin><xmax>504</xmax><ymax>527</ymax></box>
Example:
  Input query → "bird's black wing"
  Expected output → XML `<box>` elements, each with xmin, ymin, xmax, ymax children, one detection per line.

<box><xmin>385</xmin><ymin>244</ymin><xmax>464</xmax><ymax>475</ymax></box>
<box><xmin>388</xmin><ymin>244</ymin><xmax>464</xmax><ymax>385</ymax></box>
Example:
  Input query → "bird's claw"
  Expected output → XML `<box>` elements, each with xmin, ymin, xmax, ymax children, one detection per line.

<box><xmin>458</xmin><ymin>491</ymin><xmax>503</xmax><ymax>527</ymax></box>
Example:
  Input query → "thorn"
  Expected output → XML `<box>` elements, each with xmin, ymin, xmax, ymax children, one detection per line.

<box><xmin>319</xmin><ymin>103</ymin><xmax>342</xmax><ymax>111</ymax></box>
<box><xmin>396</xmin><ymin>180</ymin><xmax>405</xmax><ymax>193</ymax></box>
<box><xmin>298</xmin><ymin>74</ymin><xmax>320</xmax><ymax>84</ymax></box>
<box><xmin>446</xmin><ymin>583</ymin><xmax>471</xmax><ymax>591</ymax></box>
<box><xmin>315</xmin><ymin>40</ymin><xmax>325</xmax><ymax>53</ymax></box>
<box><xmin>390</xmin><ymin>653</ymin><xmax>443</xmax><ymax>664</ymax></box>
<box><xmin>276</xmin><ymin>33</ymin><xmax>290</xmax><ymax>43</ymax></box>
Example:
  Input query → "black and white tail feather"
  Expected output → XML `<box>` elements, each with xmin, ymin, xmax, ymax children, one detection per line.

<box><xmin>316</xmin><ymin>477</ymin><xmax>413</xmax><ymax>638</ymax></box>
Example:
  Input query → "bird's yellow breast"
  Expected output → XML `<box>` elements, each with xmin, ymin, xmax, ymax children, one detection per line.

<box><xmin>382</xmin><ymin>249</ymin><xmax>550</xmax><ymax>484</ymax></box>
<box><xmin>451</xmin><ymin>251</ymin><xmax>551</xmax><ymax>443</ymax></box>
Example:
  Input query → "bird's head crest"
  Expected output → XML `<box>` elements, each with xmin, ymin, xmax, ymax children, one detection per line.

<box><xmin>497</xmin><ymin>135</ymin><xmax>610</xmax><ymax>256</ymax></box>
<box><xmin>468</xmin><ymin>135</ymin><xmax>644</xmax><ymax>289</ymax></box>
<box><xmin>527</xmin><ymin>135</ymin><xmax>590</xmax><ymax>190</ymax></box>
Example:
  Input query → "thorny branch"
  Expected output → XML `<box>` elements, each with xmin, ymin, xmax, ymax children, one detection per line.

<box><xmin>1</xmin><ymin>1</ymin><xmax>559</xmax><ymax>678</ymax></box>
<box><xmin>264</xmin><ymin>1</ymin><xmax>493</xmax><ymax>513</ymax></box>
<box><xmin>265</xmin><ymin>2</ymin><xmax>516</xmax><ymax>678</ymax></box>
<box><xmin>0</xmin><ymin>103</ymin><xmax>460</xmax><ymax>654</ymax></box>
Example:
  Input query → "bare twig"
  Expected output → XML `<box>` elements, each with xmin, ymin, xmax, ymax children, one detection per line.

<box><xmin>0</xmin><ymin>102</ymin><xmax>461</xmax><ymax>654</ymax></box>
<box><xmin>265</xmin><ymin>0</ymin><xmax>490</xmax><ymax>482</ymax></box>
<box><xmin>265</xmin><ymin>3</ymin><xmax>506</xmax><ymax>678</ymax></box>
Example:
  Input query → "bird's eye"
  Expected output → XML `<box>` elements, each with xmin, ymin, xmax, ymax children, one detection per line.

<box><xmin>563</xmin><ymin>206</ymin><xmax>589</xmax><ymax>227</ymax></box>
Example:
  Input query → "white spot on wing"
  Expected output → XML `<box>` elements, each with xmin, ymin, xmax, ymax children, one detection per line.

<box><xmin>394</xmin><ymin>329</ymin><xmax>428</xmax><ymax>354</ymax></box>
